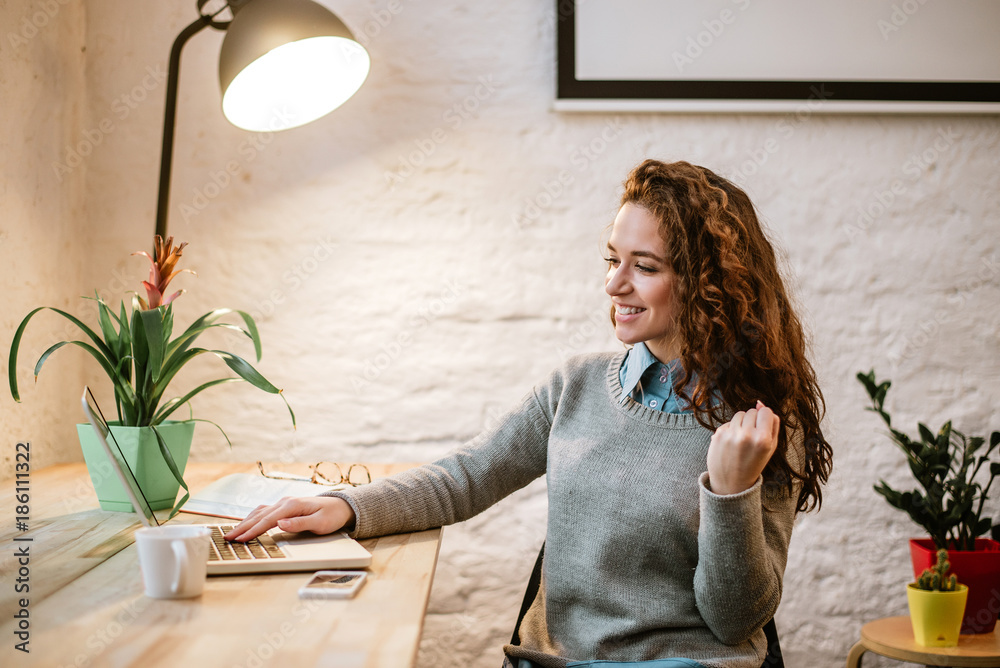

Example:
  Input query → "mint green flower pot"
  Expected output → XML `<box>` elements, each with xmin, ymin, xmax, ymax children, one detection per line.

<box><xmin>76</xmin><ymin>421</ymin><xmax>194</xmax><ymax>512</ymax></box>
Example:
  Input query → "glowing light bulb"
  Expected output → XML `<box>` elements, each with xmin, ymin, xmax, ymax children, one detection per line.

<box><xmin>222</xmin><ymin>36</ymin><xmax>370</xmax><ymax>132</ymax></box>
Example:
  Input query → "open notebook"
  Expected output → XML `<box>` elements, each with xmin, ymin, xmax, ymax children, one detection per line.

<box><xmin>81</xmin><ymin>387</ymin><xmax>371</xmax><ymax>574</ymax></box>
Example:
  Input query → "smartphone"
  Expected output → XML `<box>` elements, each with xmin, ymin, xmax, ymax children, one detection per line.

<box><xmin>298</xmin><ymin>571</ymin><xmax>368</xmax><ymax>599</ymax></box>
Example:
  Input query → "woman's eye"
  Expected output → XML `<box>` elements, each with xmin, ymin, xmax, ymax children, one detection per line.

<box><xmin>636</xmin><ymin>264</ymin><xmax>655</xmax><ymax>273</ymax></box>
<box><xmin>605</xmin><ymin>257</ymin><xmax>620</xmax><ymax>267</ymax></box>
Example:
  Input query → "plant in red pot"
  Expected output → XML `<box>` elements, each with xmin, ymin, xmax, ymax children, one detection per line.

<box><xmin>858</xmin><ymin>369</ymin><xmax>1000</xmax><ymax>634</ymax></box>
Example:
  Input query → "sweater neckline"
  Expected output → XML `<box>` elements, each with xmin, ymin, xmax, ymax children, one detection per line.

<box><xmin>605</xmin><ymin>352</ymin><xmax>703</xmax><ymax>429</ymax></box>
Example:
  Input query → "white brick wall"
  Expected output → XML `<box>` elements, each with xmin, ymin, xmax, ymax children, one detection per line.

<box><xmin>1</xmin><ymin>0</ymin><xmax>88</xmax><ymax>473</ymax></box>
<box><xmin>3</xmin><ymin>1</ymin><xmax>999</xmax><ymax>666</ymax></box>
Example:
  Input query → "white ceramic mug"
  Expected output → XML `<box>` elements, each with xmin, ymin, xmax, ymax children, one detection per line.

<box><xmin>135</xmin><ymin>526</ymin><xmax>211</xmax><ymax>599</ymax></box>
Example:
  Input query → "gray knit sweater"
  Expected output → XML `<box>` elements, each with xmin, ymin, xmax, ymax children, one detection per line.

<box><xmin>327</xmin><ymin>353</ymin><xmax>801</xmax><ymax>668</ymax></box>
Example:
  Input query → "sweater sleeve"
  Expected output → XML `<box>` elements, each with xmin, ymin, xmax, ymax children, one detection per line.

<box><xmin>320</xmin><ymin>385</ymin><xmax>553</xmax><ymax>539</ymax></box>
<box><xmin>692</xmin><ymin>435</ymin><xmax>804</xmax><ymax>645</ymax></box>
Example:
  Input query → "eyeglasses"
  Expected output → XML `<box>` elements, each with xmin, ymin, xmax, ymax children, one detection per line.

<box><xmin>256</xmin><ymin>461</ymin><xmax>372</xmax><ymax>487</ymax></box>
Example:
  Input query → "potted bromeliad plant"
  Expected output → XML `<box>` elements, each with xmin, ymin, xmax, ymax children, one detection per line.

<box><xmin>907</xmin><ymin>549</ymin><xmax>969</xmax><ymax>647</ymax></box>
<box><xmin>9</xmin><ymin>236</ymin><xmax>294</xmax><ymax>515</ymax></box>
<box><xmin>858</xmin><ymin>369</ymin><xmax>1000</xmax><ymax>634</ymax></box>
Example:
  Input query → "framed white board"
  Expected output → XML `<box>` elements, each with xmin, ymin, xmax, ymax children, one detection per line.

<box><xmin>556</xmin><ymin>0</ymin><xmax>1000</xmax><ymax>113</ymax></box>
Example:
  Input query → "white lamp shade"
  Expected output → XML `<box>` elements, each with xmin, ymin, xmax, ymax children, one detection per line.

<box><xmin>219</xmin><ymin>0</ymin><xmax>370</xmax><ymax>132</ymax></box>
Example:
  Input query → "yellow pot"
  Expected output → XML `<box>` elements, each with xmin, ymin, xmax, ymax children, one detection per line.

<box><xmin>906</xmin><ymin>583</ymin><xmax>969</xmax><ymax>647</ymax></box>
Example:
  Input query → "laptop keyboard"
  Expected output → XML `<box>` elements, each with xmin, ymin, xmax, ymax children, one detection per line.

<box><xmin>208</xmin><ymin>524</ymin><xmax>288</xmax><ymax>561</ymax></box>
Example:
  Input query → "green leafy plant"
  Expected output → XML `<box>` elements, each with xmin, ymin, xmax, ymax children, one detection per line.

<box><xmin>915</xmin><ymin>549</ymin><xmax>959</xmax><ymax>592</ymax></box>
<box><xmin>858</xmin><ymin>369</ymin><xmax>1000</xmax><ymax>552</ymax></box>
<box><xmin>9</xmin><ymin>234</ymin><xmax>294</xmax><ymax>434</ymax></box>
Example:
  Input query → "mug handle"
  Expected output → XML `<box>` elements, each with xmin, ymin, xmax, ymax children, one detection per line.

<box><xmin>171</xmin><ymin>540</ymin><xmax>190</xmax><ymax>595</ymax></box>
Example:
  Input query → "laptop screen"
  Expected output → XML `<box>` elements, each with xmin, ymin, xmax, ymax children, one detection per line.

<box><xmin>81</xmin><ymin>387</ymin><xmax>161</xmax><ymax>527</ymax></box>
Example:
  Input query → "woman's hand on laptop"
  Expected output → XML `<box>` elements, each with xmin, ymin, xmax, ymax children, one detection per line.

<box><xmin>224</xmin><ymin>496</ymin><xmax>356</xmax><ymax>542</ymax></box>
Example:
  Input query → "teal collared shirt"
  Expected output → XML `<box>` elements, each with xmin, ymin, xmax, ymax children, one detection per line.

<box><xmin>618</xmin><ymin>342</ymin><xmax>699</xmax><ymax>414</ymax></box>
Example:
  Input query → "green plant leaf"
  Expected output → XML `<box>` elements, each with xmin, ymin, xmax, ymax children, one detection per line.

<box><xmin>856</xmin><ymin>370</ymin><xmax>876</xmax><ymax>396</ymax></box>
<box><xmin>8</xmin><ymin>306</ymin><xmax>116</xmax><ymax>402</ymax></box>
<box><xmin>118</xmin><ymin>301</ymin><xmax>133</xmax><ymax>380</ymax></box>
<box><xmin>152</xmin><ymin>377</ymin><xmax>243</xmax><ymax>423</ymax></box>
<box><xmin>113</xmin><ymin>354</ymin><xmax>136</xmax><ymax>379</ymax></box>
<box><xmin>211</xmin><ymin>350</ymin><xmax>279</xmax><ymax>392</ymax></box>
<box><xmin>163</xmin><ymin>322</ymin><xmax>248</xmax><ymax>367</ymax></box>
<box><xmin>181</xmin><ymin>417</ymin><xmax>234</xmax><ymax>450</ymax></box>
<box><xmin>165</xmin><ymin>309</ymin><xmax>231</xmax><ymax>360</ymax></box>
<box><xmin>236</xmin><ymin>310</ymin><xmax>263</xmax><ymax>362</ymax></box>
<box><xmin>208</xmin><ymin>349</ymin><xmax>296</xmax><ymax>427</ymax></box>
<box><xmin>938</xmin><ymin>421</ymin><xmax>953</xmax><ymax>449</ymax></box>
<box><xmin>129</xmin><ymin>305</ymin><xmax>148</xmax><ymax>374</ymax></box>
<box><xmin>874</xmin><ymin>382</ymin><xmax>889</xmax><ymax>408</ymax></box>
<box><xmin>91</xmin><ymin>292</ymin><xmax>121</xmax><ymax>354</ymax></box>
<box><xmin>150</xmin><ymin>347</ymin><xmax>206</xmax><ymax>404</ymax></box>
<box><xmin>83</xmin><ymin>293</ymin><xmax>126</xmax><ymax>328</ymax></box>
<box><xmin>48</xmin><ymin>307</ymin><xmax>115</xmax><ymax>358</ymax></box>
<box><xmin>151</xmin><ymin>425</ymin><xmax>189</xmax><ymax>519</ymax></box>
<box><xmin>9</xmin><ymin>307</ymin><xmax>45</xmax><ymax>401</ymax></box>
<box><xmin>162</xmin><ymin>303</ymin><xmax>174</xmax><ymax>342</ymax></box>
<box><xmin>889</xmin><ymin>428</ymin><xmax>913</xmax><ymax>452</ymax></box>
<box><xmin>138</xmin><ymin>307</ymin><xmax>165</xmax><ymax>384</ymax></box>
<box><xmin>32</xmin><ymin>340</ymin><xmax>116</xmax><ymax>388</ymax></box>
<box><xmin>151</xmin><ymin>347</ymin><xmax>295</xmax><ymax>428</ymax></box>
<box><xmin>119</xmin><ymin>301</ymin><xmax>130</xmax><ymax>336</ymax></box>
<box><xmin>874</xmin><ymin>481</ymin><xmax>906</xmax><ymax>510</ymax></box>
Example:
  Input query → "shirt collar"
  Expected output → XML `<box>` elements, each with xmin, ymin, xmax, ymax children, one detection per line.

<box><xmin>620</xmin><ymin>341</ymin><xmax>680</xmax><ymax>404</ymax></box>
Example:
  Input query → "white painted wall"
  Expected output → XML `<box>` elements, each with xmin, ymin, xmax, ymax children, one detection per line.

<box><xmin>3</xmin><ymin>1</ymin><xmax>999</xmax><ymax>667</ymax></box>
<box><xmin>1</xmin><ymin>0</ymin><xmax>87</xmax><ymax>472</ymax></box>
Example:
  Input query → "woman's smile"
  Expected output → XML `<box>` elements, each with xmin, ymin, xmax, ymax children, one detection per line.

<box><xmin>613</xmin><ymin>303</ymin><xmax>647</xmax><ymax>321</ymax></box>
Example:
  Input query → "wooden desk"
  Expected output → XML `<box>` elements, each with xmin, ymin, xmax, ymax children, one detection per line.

<box><xmin>846</xmin><ymin>616</ymin><xmax>1000</xmax><ymax>667</ymax></box>
<box><xmin>0</xmin><ymin>462</ymin><xmax>442</xmax><ymax>668</ymax></box>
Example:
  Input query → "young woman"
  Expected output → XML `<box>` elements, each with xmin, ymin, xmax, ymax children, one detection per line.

<box><xmin>228</xmin><ymin>159</ymin><xmax>833</xmax><ymax>668</ymax></box>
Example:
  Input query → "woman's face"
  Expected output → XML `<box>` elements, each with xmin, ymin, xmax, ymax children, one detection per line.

<box><xmin>605</xmin><ymin>203</ymin><xmax>681</xmax><ymax>361</ymax></box>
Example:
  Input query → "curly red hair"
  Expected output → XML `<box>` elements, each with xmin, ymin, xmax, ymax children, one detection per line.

<box><xmin>616</xmin><ymin>159</ymin><xmax>832</xmax><ymax>512</ymax></box>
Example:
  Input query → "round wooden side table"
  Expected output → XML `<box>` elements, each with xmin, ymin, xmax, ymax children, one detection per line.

<box><xmin>846</xmin><ymin>616</ymin><xmax>1000</xmax><ymax>667</ymax></box>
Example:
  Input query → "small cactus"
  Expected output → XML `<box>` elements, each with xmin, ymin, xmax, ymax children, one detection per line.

<box><xmin>915</xmin><ymin>549</ymin><xmax>959</xmax><ymax>592</ymax></box>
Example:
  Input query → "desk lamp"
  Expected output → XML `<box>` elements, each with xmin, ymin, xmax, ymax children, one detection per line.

<box><xmin>155</xmin><ymin>0</ymin><xmax>370</xmax><ymax>252</ymax></box>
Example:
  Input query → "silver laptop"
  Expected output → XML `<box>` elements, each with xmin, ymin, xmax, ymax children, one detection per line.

<box><xmin>81</xmin><ymin>387</ymin><xmax>372</xmax><ymax>574</ymax></box>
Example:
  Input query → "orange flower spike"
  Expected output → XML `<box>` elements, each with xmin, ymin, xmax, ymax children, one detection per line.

<box><xmin>155</xmin><ymin>237</ymin><xmax>193</xmax><ymax>290</ymax></box>
<box><xmin>158</xmin><ymin>237</ymin><xmax>188</xmax><ymax>277</ymax></box>
<box><xmin>153</xmin><ymin>235</ymin><xmax>171</xmax><ymax>264</ymax></box>
<box><xmin>133</xmin><ymin>235</ymin><xmax>193</xmax><ymax>310</ymax></box>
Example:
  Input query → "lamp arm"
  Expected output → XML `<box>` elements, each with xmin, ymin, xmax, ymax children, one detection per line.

<box><xmin>154</xmin><ymin>14</ymin><xmax>214</xmax><ymax>256</ymax></box>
